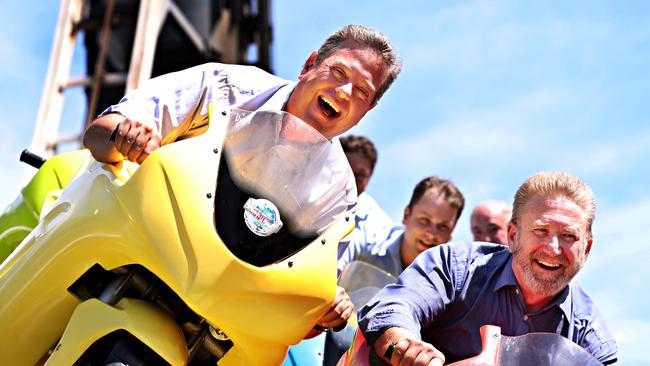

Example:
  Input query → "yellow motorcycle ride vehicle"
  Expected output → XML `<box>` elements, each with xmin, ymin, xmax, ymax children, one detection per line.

<box><xmin>0</xmin><ymin>104</ymin><xmax>355</xmax><ymax>365</ymax></box>
<box><xmin>0</xmin><ymin>149</ymin><xmax>91</xmax><ymax>262</ymax></box>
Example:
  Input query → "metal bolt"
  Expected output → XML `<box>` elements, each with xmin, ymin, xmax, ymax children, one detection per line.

<box><xmin>345</xmin><ymin>216</ymin><xmax>350</xmax><ymax>222</ymax></box>
<box><xmin>221</xmin><ymin>110</ymin><xmax>227</xmax><ymax>116</ymax></box>
<box><xmin>321</xmin><ymin>239</ymin><xmax>326</xmax><ymax>245</ymax></box>
<box><xmin>213</xmin><ymin>148</ymin><xmax>219</xmax><ymax>154</ymax></box>
<box><xmin>288</xmin><ymin>261</ymin><xmax>294</xmax><ymax>268</ymax></box>
<box><xmin>206</xmin><ymin>193</ymin><xmax>212</xmax><ymax>199</ymax></box>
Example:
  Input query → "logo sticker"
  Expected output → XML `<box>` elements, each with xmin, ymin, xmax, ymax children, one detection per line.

<box><xmin>243</xmin><ymin>198</ymin><xmax>283</xmax><ymax>237</ymax></box>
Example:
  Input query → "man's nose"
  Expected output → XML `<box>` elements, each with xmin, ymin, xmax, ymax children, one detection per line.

<box><xmin>543</xmin><ymin>236</ymin><xmax>562</xmax><ymax>256</ymax></box>
<box><xmin>425</xmin><ymin>227</ymin><xmax>441</xmax><ymax>242</ymax></box>
<box><xmin>336</xmin><ymin>82</ymin><xmax>353</xmax><ymax>100</ymax></box>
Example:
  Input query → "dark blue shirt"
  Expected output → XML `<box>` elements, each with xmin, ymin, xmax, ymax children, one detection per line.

<box><xmin>358</xmin><ymin>241</ymin><xmax>618</xmax><ymax>364</ymax></box>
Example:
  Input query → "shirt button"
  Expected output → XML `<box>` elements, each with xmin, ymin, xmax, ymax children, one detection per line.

<box><xmin>515</xmin><ymin>288</ymin><xmax>520</xmax><ymax>294</ymax></box>
<box><xmin>523</xmin><ymin>315</ymin><xmax>529</xmax><ymax>321</ymax></box>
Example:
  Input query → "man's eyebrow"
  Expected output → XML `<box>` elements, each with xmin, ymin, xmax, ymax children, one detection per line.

<box><xmin>334</xmin><ymin>61</ymin><xmax>376</xmax><ymax>91</ymax></box>
<box><xmin>563</xmin><ymin>225</ymin><xmax>581</xmax><ymax>233</ymax></box>
<box><xmin>332</xmin><ymin>61</ymin><xmax>352</xmax><ymax>73</ymax></box>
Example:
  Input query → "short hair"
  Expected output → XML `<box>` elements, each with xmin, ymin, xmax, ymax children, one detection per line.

<box><xmin>471</xmin><ymin>199</ymin><xmax>511</xmax><ymax>222</ymax></box>
<box><xmin>340</xmin><ymin>135</ymin><xmax>378</xmax><ymax>171</ymax></box>
<box><xmin>315</xmin><ymin>24</ymin><xmax>402</xmax><ymax>102</ymax></box>
<box><xmin>512</xmin><ymin>172</ymin><xmax>595</xmax><ymax>238</ymax></box>
<box><xmin>408</xmin><ymin>176</ymin><xmax>465</xmax><ymax>224</ymax></box>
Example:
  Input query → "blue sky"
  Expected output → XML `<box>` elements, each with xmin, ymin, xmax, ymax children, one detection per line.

<box><xmin>1</xmin><ymin>1</ymin><xmax>649</xmax><ymax>364</ymax></box>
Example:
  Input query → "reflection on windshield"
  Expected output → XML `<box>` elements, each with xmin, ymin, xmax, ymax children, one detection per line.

<box><xmin>498</xmin><ymin>331</ymin><xmax>603</xmax><ymax>366</ymax></box>
<box><xmin>447</xmin><ymin>325</ymin><xmax>604</xmax><ymax>366</ymax></box>
<box><xmin>333</xmin><ymin>261</ymin><xmax>398</xmax><ymax>349</ymax></box>
<box><xmin>223</xmin><ymin>108</ymin><xmax>354</xmax><ymax>237</ymax></box>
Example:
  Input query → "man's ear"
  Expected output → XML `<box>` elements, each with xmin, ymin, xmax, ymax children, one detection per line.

<box><xmin>402</xmin><ymin>206</ymin><xmax>411</xmax><ymax>225</ymax></box>
<box><xmin>585</xmin><ymin>238</ymin><xmax>593</xmax><ymax>258</ymax></box>
<box><xmin>298</xmin><ymin>51</ymin><xmax>318</xmax><ymax>79</ymax></box>
<box><xmin>507</xmin><ymin>221</ymin><xmax>517</xmax><ymax>252</ymax></box>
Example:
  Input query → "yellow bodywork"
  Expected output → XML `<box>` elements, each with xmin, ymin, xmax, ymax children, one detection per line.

<box><xmin>0</xmin><ymin>104</ymin><xmax>354</xmax><ymax>365</ymax></box>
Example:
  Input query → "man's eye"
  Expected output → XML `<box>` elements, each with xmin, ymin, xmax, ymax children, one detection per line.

<box><xmin>533</xmin><ymin>228</ymin><xmax>547</xmax><ymax>235</ymax></box>
<box><xmin>437</xmin><ymin>224</ymin><xmax>451</xmax><ymax>232</ymax></box>
<box><xmin>356</xmin><ymin>87</ymin><xmax>369</xmax><ymax>99</ymax></box>
<box><xmin>562</xmin><ymin>233</ymin><xmax>578</xmax><ymax>241</ymax></box>
<box><xmin>332</xmin><ymin>66</ymin><xmax>345</xmax><ymax>77</ymax></box>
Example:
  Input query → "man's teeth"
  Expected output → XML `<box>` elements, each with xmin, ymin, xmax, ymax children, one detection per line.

<box><xmin>321</xmin><ymin>97</ymin><xmax>339</xmax><ymax>113</ymax></box>
<box><xmin>536</xmin><ymin>259</ymin><xmax>561</xmax><ymax>268</ymax></box>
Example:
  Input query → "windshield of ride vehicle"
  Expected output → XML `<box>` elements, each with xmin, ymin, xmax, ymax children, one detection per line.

<box><xmin>223</xmin><ymin>108</ymin><xmax>355</xmax><ymax>238</ymax></box>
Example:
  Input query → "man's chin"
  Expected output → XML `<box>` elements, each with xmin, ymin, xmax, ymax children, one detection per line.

<box><xmin>527</xmin><ymin>270</ymin><xmax>573</xmax><ymax>297</ymax></box>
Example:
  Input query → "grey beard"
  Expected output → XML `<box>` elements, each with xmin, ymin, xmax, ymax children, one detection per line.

<box><xmin>510</xmin><ymin>237</ymin><xmax>586</xmax><ymax>298</ymax></box>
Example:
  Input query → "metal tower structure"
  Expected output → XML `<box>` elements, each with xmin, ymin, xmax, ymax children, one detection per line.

<box><xmin>31</xmin><ymin>0</ymin><xmax>272</xmax><ymax>157</ymax></box>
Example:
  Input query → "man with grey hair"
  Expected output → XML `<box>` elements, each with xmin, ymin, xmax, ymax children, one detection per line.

<box><xmin>83</xmin><ymin>24</ymin><xmax>401</xmax><ymax>335</ymax></box>
<box><xmin>470</xmin><ymin>199</ymin><xmax>511</xmax><ymax>245</ymax></box>
<box><xmin>358</xmin><ymin>172</ymin><xmax>617</xmax><ymax>365</ymax></box>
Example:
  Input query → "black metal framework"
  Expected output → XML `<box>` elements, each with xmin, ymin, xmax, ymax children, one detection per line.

<box><xmin>82</xmin><ymin>0</ymin><xmax>273</xmax><ymax>128</ymax></box>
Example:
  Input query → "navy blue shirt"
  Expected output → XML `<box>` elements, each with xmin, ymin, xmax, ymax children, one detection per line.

<box><xmin>358</xmin><ymin>241</ymin><xmax>618</xmax><ymax>364</ymax></box>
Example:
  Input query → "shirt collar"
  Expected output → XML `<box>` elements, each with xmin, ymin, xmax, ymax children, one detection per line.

<box><xmin>355</xmin><ymin>193</ymin><xmax>371</xmax><ymax>220</ymax></box>
<box><xmin>257</xmin><ymin>82</ymin><xmax>296</xmax><ymax>112</ymax></box>
<box><xmin>494</xmin><ymin>255</ymin><xmax>518</xmax><ymax>291</ymax></box>
<box><xmin>494</xmin><ymin>255</ymin><xmax>572</xmax><ymax>318</ymax></box>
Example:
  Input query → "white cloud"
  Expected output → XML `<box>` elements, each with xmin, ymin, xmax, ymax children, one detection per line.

<box><xmin>575</xmin><ymin>198</ymin><xmax>650</xmax><ymax>365</ymax></box>
<box><xmin>381</xmin><ymin>83</ymin><xmax>583</xmax><ymax>174</ymax></box>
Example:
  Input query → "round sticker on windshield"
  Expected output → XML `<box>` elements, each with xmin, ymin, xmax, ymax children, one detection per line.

<box><xmin>243</xmin><ymin>198</ymin><xmax>283</xmax><ymax>237</ymax></box>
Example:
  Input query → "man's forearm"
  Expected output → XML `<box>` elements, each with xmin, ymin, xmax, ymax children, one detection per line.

<box><xmin>83</xmin><ymin>113</ymin><xmax>125</xmax><ymax>163</ymax></box>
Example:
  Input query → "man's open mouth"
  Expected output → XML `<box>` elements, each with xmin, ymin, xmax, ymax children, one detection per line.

<box><xmin>318</xmin><ymin>96</ymin><xmax>340</xmax><ymax>118</ymax></box>
<box><xmin>417</xmin><ymin>240</ymin><xmax>436</xmax><ymax>250</ymax></box>
<box><xmin>535</xmin><ymin>259</ymin><xmax>562</xmax><ymax>271</ymax></box>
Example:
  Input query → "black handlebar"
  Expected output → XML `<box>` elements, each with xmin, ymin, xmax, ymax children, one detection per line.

<box><xmin>20</xmin><ymin>149</ymin><xmax>46</xmax><ymax>169</ymax></box>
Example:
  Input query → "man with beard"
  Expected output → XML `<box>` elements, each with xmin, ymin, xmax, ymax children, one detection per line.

<box><xmin>358</xmin><ymin>172</ymin><xmax>617</xmax><ymax>365</ymax></box>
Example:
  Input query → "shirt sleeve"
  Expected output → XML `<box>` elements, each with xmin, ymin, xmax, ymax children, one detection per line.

<box><xmin>99</xmin><ymin>63</ymin><xmax>231</xmax><ymax>138</ymax></box>
<box><xmin>358</xmin><ymin>244</ymin><xmax>465</xmax><ymax>359</ymax></box>
<box><xmin>580</xmin><ymin>311</ymin><xmax>618</xmax><ymax>364</ymax></box>
<box><xmin>337</xmin><ymin>232</ymin><xmax>366</xmax><ymax>276</ymax></box>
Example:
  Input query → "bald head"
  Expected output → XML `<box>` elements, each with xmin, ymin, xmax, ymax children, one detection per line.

<box><xmin>470</xmin><ymin>199</ymin><xmax>511</xmax><ymax>245</ymax></box>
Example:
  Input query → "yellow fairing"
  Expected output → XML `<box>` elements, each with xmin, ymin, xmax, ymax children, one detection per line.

<box><xmin>0</xmin><ymin>104</ymin><xmax>354</xmax><ymax>365</ymax></box>
<box><xmin>46</xmin><ymin>298</ymin><xmax>187</xmax><ymax>365</ymax></box>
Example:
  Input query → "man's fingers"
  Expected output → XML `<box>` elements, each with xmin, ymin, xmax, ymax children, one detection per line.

<box><xmin>322</xmin><ymin>306</ymin><xmax>351</xmax><ymax>328</ymax></box>
<box><xmin>318</xmin><ymin>307</ymin><xmax>345</xmax><ymax>326</ymax></box>
<box><xmin>320</xmin><ymin>298</ymin><xmax>352</xmax><ymax>325</ymax></box>
<box><xmin>397</xmin><ymin>341</ymin><xmax>419</xmax><ymax>366</ymax></box>
<box><xmin>136</xmin><ymin>139</ymin><xmax>160</xmax><ymax>164</ymax></box>
<box><xmin>127</xmin><ymin>130</ymin><xmax>149</xmax><ymax>162</ymax></box>
<box><xmin>137</xmin><ymin>128</ymin><xmax>162</xmax><ymax>163</ymax></box>
<box><xmin>389</xmin><ymin>338</ymin><xmax>445</xmax><ymax>366</ymax></box>
<box><xmin>113</xmin><ymin>120</ymin><xmax>162</xmax><ymax>163</ymax></box>
<box><xmin>391</xmin><ymin>338</ymin><xmax>410</xmax><ymax>365</ymax></box>
<box><xmin>118</xmin><ymin>125</ymin><xmax>141</xmax><ymax>157</ymax></box>
<box><xmin>122</xmin><ymin>127</ymin><xmax>142</xmax><ymax>161</ymax></box>
<box><xmin>341</xmin><ymin>303</ymin><xmax>353</xmax><ymax>320</ymax></box>
<box><xmin>114</xmin><ymin>120</ymin><xmax>131</xmax><ymax>151</ymax></box>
